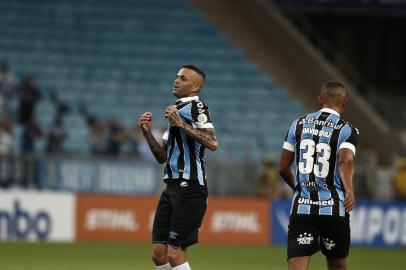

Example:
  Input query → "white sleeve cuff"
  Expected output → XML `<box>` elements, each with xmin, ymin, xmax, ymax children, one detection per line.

<box><xmin>339</xmin><ymin>142</ymin><xmax>356</xmax><ymax>156</ymax></box>
<box><xmin>191</xmin><ymin>122</ymin><xmax>214</xmax><ymax>129</ymax></box>
<box><xmin>162</xmin><ymin>130</ymin><xmax>169</xmax><ymax>141</ymax></box>
<box><xmin>283</xmin><ymin>141</ymin><xmax>295</xmax><ymax>152</ymax></box>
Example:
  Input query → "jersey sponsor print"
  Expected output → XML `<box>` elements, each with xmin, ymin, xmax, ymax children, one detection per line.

<box><xmin>163</xmin><ymin>96</ymin><xmax>214</xmax><ymax>185</ymax></box>
<box><xmin>283</xmin><ymin>108</ymin><xmax>359</xmax><ymax>217</ymax></box>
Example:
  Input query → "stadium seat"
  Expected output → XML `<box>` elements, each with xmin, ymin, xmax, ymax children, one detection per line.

<box><xmin>0</xmin><ymin>0</ymin><xmax>304</xmax><ymax>160</ymax></box>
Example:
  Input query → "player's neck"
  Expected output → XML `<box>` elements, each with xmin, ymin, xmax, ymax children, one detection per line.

<box><xmin>176</xmin><ymin>93</ymin><xmax>198</xmax><ymax>98</ymax></box>
<box><xmin>321</xmin><ymin>105</ymin><xmax>342</xmax><ymax>115</ymax></box>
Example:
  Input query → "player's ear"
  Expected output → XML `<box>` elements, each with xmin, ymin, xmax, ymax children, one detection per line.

<box><xmin>342</xmin><ymin>97</ymin><xmax>348</xmax><ymax>110</ymax></box>
<box><xmin>192</xmin><ymin>83</ymin><xmax>201</xmax><ymax>94</ymax></box>
<box><xmin>317</xmin><ymin>95</ymin><xmax>323</xmax><ymax>107</ymax></box>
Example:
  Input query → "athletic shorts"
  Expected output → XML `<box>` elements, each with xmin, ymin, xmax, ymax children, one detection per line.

<box><xmin>152</xmin><ymin>179</ymin><xmax>208</xmax><ymax>249</ymax></box>
<box><xmin>287</xmin><ymin>214</ymin><xmax>350</xmax><ymax>260</ymax></box>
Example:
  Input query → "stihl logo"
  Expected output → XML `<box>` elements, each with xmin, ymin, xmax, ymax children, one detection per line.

<box><xmin>85</xmin><ymin>209</ymin><xmax>139</xmax><ymax>231</ymax></box>
<box><xmin>210</xmin><ymin>211</ymin><xmax>261</xmax><ymax>233</ymax></box>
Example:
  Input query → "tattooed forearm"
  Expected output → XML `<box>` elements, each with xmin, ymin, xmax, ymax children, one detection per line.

<box><xmin>143</xmin><ymin>131</ymin><xmax>167</xmax><ymax>164</ymax></box>
<box><xmin>181</xmin><ymin>124</ymin><xmax>218</xmax><ymax>151</ymax></box>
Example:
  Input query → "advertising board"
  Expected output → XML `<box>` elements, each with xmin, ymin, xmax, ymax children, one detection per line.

<box><xmin>271</xmin><ymin>199</ymin><xmax>406</xmax><ymax>247</ymax></box>
<box><xmin>200</xmin><ymin>197</ymin><xmax>270</xmax><ymax>245</ymax></box>
<box><xmin>76</xmin><ymin>194</ymin><xmax>157</xmax><ymax>242</ymax></box>
<box><xmin>0</xmin><ymin>190</ymin><xmax>75</xmax><ymax>241</ymax></box>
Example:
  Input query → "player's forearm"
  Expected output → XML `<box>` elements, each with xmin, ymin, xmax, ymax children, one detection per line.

<box><xmin>278</xmin><ymin>149</ymin><xmax>295</xmax><ymax>190</ymax></box>
<box><xmin>279</xmin><ymin>169</ymin><xmax>295</xmax><ymax>190</ymax></box>
<box><xmin>180</xmin><ymin>123</ymin><xmax>218</xmax><ymax>151</ymax></box>
<box><xmin>143</xmin><ymin>131</ymin><xmax>167</xmax><ymax>164</ymax></box>
<box><xmin>338</xmin><ymin>160</ymin><xmax>354</xmax><ymax>192</ymax></box>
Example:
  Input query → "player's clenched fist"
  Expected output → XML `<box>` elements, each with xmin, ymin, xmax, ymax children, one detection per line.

<box><xmin>139</xmin><ymin>112</ymin><xmax>152</xmax><ymax>133</ymax></box>
<box><xmin>165</xmin><ymin>105</ymin><xmax>184</xmax><ymax>128</ymax></box>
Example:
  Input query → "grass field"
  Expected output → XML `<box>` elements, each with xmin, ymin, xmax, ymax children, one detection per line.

<box><xmin>0</xmin><ymin>242</ymin><xmax>404</xmax><ymax>270</ymax></box>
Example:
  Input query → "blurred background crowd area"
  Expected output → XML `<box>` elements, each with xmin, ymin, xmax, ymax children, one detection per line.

<box><xmin>0</xmin><ymin>0</ymin><xmax>405</xmax><ymax>201</ymax></box>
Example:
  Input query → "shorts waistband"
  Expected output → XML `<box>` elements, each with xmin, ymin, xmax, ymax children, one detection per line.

<box><xmin>164</xmin><ymin>178</ymin><xmax>206</xmax><ymax>187</ymax></box>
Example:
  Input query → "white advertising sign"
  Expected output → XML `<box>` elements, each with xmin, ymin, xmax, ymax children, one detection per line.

<box><xmin>0</xmin><ymin>190</ymin><xmax>75</xmax><ymax>242</ymax></box>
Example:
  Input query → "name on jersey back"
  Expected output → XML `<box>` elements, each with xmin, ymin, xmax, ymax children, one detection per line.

<box><xmin>302</xmin><ymin>127</ymin><xmax>332</xmax><ymax>139</ymax></box>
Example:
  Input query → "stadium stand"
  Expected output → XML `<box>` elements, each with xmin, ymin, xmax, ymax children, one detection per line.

<box><xmin>0</xmin><ymin>0</ymin><xmax>303</xmax><ymax>161</ymax></box>
<box><xmin>190</xmin><ymin>0</ymin><xmax>405</xmax><ymax>163</ymax></box>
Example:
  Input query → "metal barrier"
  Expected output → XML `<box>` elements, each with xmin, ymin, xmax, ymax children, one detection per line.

<box><xmin>0</xmin><ymin>152</ymin><xmax>389</xmax><ymax>199</ymax></box>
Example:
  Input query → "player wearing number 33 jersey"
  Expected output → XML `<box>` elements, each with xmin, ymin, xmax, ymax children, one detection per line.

<box><xmin>279</xmin><ymin>81</ymin><xmax>359</xmax><ymax>269</ymax></box>
<box><xmin>283</xmin><ymin>105</ymin><xmax>359</xmax><ymax>217</ymax></box>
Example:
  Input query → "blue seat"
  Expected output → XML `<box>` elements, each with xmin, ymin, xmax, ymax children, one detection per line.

<box><xmin>0</xmin><ymin>0</ymin><xmax>304</xmax><ymax>158</ymax></box>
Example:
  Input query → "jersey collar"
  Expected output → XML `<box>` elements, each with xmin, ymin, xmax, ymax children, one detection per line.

<box><xmin>176</xmin><ymin>96</ymin><xmax>199</xmax><ymax>104</ymax></box>
<box><xmin>320</xmin><ymin>107</ymin><xmax>340</xmax><ymax>116</ymax></box>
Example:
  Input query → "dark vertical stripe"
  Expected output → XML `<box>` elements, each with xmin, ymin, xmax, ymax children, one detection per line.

<box><xmin>346</xmin><ymin>126</ymin><xmax>359</xmax><ymax>146</ymax></box>
<box><xmin>327</xmin><ymin>120</ymin><xmax>343</xmax><ymax>216</ymax></box>
<box><xmin>309</xmin><ymin>113</ymin><xmax>328</xmax><ymax>215</ymax></box>
<box><xmin>190</xmin><ymin>100</ymin><xmax>199</xmax><ymax>122</ymax></box>
<box><xmin>165</xmin><ymin>127</ymin><xmax>176</xmax><ymax>179</ymax></box>
<box><xmin>187</xmin><ymin>136</ymin><xmax>197</xmax><ymax>181</ymax></box>
<box><xmin>174</xmin><ymin>128</ymin><xmax>185</xmax><ymax>179</ymax></box>
<box><xmin>199</xmin><ymin>145</ymin><xmax>206</xmax><ymax>185</ymax></box>
<box><xmin>292</xmin><ymin>116</ymin><xmax>305</xmax><ymax>215</ymax></box>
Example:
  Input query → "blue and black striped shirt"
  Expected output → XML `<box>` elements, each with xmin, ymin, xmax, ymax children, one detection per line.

<box><xmin>283</xmin><ymin>108</ymin><xmax>359</xmax><ymax>217</ymax></box>
<box><xmin>162</xmin><ymin>96</ymin><xmax>214</xmax><ymax>186</ymax></box>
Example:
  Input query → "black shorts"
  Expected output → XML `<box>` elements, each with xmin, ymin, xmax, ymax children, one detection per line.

<box><xmin>287</xmin><ymin>214</ymin><xmax>350</xmax><ymax>260</ymax></box>
<box><xmin>152</xmin><ymin>179</ymin><xmax>208</xmax><ymax>249</ymax></box>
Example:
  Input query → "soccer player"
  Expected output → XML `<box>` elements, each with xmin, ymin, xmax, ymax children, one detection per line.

<box><xmin>278</xmin><ymin>81</ymin><xmax>359</xmax><ymax>270</ymax></box>
<box><xmin>139</xmin><ymin>64</ymin><xmax>218</xmax><ymax>270</ymax></box>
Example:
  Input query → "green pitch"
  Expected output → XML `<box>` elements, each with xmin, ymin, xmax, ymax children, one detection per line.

<box><xmin>0</xmin><ymin>242</ymin><xmax>404</xmax><ymax>270</ymax></box>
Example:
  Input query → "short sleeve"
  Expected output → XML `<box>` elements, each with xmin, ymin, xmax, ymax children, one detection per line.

<box><xmin>180</xmin><ymin>100</ymin><xmax>214</xmax><ymax>129</ymax></box>
<box><xmin>338</xmin><ymin>124</ymin><xmax>359</xmax><ymax>156</ymax></box>
<box><xmin>282</xmin><ymin>119</ymin><xmax>298</xmax><ymax>152</ymax></box>
<box><xmin>162</xmin><ymin>129</ymin><xmax>169</xmax><ymax>141</ymax></box>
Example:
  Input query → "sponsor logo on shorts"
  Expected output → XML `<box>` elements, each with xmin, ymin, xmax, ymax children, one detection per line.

<box><xmin>169</xmin><ymin>230</ymin><xmax>178</xmax><ymax>239</ymax></box>
<box><xmin>180</xmin><ymin>181</ymin><xmax>188</xmax><ymax>187</ymax></box>
<box><xmin>298</xmin><ymin>198</ymin><xmax>334</xmax><ymax>206</ymax></box>
<box><xmin>322</xmin><ymin>238</ymin><xmax>336</xmax><ymax>250</ymax></box>
<box><xmin>297</xmin><ymin>232</ymin><xmax>314</xmax><ymax>245</ymax></box>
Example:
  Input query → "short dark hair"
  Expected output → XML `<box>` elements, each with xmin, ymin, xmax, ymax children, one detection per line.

<box><xmin>321</xmin><ymin>81</ymin><xmax>347</xmax><ymax>93</ymax></box>
<box><xmin>320</xmin><ymin>81</ymin><xmax>348</xmax><ymax>105</ymax></box>
<box><xmin>182</xmin><ymin>64</ymin><xmax>206</xmax><ymax>80</ymax></box>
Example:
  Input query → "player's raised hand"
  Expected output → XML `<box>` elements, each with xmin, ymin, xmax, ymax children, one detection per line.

<box><xmin>139</xmin><ymin>112</ymin><xmax>152</xmax><ymax>134</ymax></box>
<box><xmin>165</xmin><ymin>105</ymin><xmax>184</xmax><ymax>128</ymax></box>
<box><xmin>344</xmin><ymin>189</ymin><xmax>356</xmax><ymax>212</ymax></box>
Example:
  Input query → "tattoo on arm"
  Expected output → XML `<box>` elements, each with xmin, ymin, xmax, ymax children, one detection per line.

<box><xmin>143</xmin><ymin>131</ymin><xmax>167</xmax><ymax>164</ymax></box>
<box><xmin>181</xmin><ymin>124</ymin><xmax>218</xmax><ymax>151</ymax></box>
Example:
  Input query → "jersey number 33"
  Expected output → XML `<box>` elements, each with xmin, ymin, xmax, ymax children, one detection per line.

<box><xmin>299</xmin><ymin>139</ymin><xmax>331</xmax><ymax>178</ymax></box>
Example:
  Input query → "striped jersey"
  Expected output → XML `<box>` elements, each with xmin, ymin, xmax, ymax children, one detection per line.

<box><xmin>162</xmin><ymin>96</ymin><xmax>214</xmax><ymax>186</ymax></box>
<box><xmin>283</xmin><ymin>108</ymin><xmax>359</xmax><ymax>217</ymax></box>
